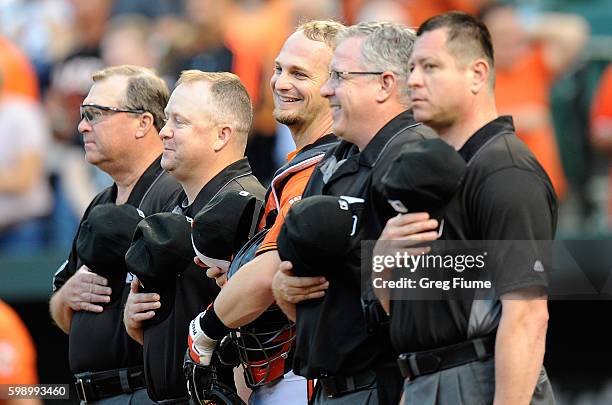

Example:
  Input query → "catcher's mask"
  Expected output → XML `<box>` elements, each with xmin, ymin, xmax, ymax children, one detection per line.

<box><xmin>230</xmin><ymin>305</ymin><xmax>296</xmax><ymax>388</ymax></box>
<box><xmin>183</xmin><ymin>346</ymin><xmax>245</xmax><ymax>405</ymax></box>
<box><xmin>226</xmin><ymin>221</ymin><xmax>295</xmax><ymax>388</ymax></box>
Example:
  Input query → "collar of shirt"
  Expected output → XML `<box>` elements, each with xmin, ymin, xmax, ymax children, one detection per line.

<box><xmin>458</xmin><ymin>115</ymin><xmax>515</xmax><ymax>163</ymax></box>
<box><xmin>178</xmin><ymin>157</ymin><xmax>253</xmax><ymax>216</ymax></box>
<box><xmin>109</xmin><ymin>154</ymin><xmax>164</xmax><ymax>206</ymax></box>
<box><xmin>357</xmin><ymin>110</ymin><xmax>418</xmax><ymax>167</ymax></box>
<box><xmin>285</xmin><ymin>133</ymin><xmax>337</xmax><ymax>162</ymax></box>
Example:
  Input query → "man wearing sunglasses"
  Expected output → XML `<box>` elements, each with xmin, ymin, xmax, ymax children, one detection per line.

<box><xmin>50</xmin><ymin>65</ymin><xmax>182</xmax><ymax>405</ymax></box>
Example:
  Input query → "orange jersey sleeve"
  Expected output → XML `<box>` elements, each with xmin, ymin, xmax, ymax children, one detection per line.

<box><xmin>256</xmin><ymin>164</ymin><xmax>317</xmax><ymax>255</ymax></box>
<box><xmin>0</xmin><ymin>301</ymin><xmax>38</xmax><ymax>384</ymax></box>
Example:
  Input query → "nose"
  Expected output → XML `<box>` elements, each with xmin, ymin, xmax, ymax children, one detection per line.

<box><xmin>320</xmin><ymin>77</ymin><xmax>334</xmax><ymax>98</ymax></box>
<box><xmin>159</xmin><ymin>122</ymin><xmax>172</xmax><ymax>140</ymax></box>
<box><xmin>407</xmin><ymin>67</ymin><xmax>422</xmax><ymax>89</ymax></box>
<box><xmin>77</xmin><ymin>117</ymin><xmax>91</xmax><ymax>134</ymax></box>
<box><xmin>272</xmin><ymin>70</ymin><xmax>292</xmax><ymax>92</ymax></box>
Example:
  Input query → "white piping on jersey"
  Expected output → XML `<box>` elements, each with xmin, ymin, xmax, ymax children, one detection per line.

<box><xmin>270</xmin><ymin>155</ymin><xmax>325</xmax><ymax>211</ymax></box>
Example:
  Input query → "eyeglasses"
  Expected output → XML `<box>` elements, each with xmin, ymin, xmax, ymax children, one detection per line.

<box><xmin>80</xmin><ymin>104</ymin><xmax>145</xmax><ymax>124</ymax></box>
<box><xmin>328</xmin><ymin>70</ymin><xmax>384</xmax><ymax>83</ymax></box>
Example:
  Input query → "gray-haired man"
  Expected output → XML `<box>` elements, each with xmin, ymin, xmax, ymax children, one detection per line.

<box><xmin>272</xmin><ymin>22</ymin><xmax>436</xmax><ymax>405</ymax></box>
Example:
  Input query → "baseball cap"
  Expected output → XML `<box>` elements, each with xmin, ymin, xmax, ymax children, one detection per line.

<box><xmin>382</xmin><ymin>138</ymin><xmax>466</xmax><ymax>223</ymax></box>
<box><xmin>191</xmin><ymin>189</ymin><xmax>262</xmax><ymax>272</ymax></box>
<box><xmin>76</xmin><ymin>203</ymin><xmax>146</xmax><ymax>302</ymax></box>
<box><xmin>277</xmin><ymin>195</ymin><xmax>362</xmax><ymax>278</ymax></box>
<box><xmin>125</xmin><ymin>212</ymin><xmax>194</xmax><ymax>291</ymax></box>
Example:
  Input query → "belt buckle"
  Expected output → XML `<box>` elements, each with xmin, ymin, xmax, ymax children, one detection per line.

<box><xmin>319</xmin><ymin>376</ymin><xmax>338</xmax><ymax>398</ymax></box>
<box><xmin>397</xmin><ymin>354</ymin><xmax>414</xmax><ymax>381</ymax></box>
<box><xmin>76</xmin><ymin>378</ymin><xmax>89</xmax><ymax>403</ymax></box>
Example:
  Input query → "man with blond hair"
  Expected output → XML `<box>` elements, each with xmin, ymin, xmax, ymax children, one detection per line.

<box><xmin>50</xmin><ymin>65</ymin><xmax>182</xmax><ymax>404</ymax></box>
<box><xmin>186</xmin><ymin>20</ymin><xmax>344</xmax><ymax>404</ymax></box>
<box><xmin>272</xmin><ymin>22</ymin><xmax>435</xmax><ymax>404</ymax></box>
<box><xmin>124</xmin><ymin>70</ymin><xmax>265</xmax><ymax>403</ymax></box>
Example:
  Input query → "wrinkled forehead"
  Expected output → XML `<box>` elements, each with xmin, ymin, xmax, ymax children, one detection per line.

<box><xmin>331</xmin><ymin>36</ymin><xmax>365</xmax><ymax>69</ymax></box>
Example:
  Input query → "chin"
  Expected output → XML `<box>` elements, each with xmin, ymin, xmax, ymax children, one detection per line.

<box><xmin>273</xmin><ymin>111</ymin><xmax>301</xmax><ymax>126</ymax></box>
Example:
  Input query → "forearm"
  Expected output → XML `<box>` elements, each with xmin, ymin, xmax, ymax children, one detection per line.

<box><xmin>49</xmin><ymin>290</ymin><xmax>72</xmax><ymax>334</ymax></box>
<box><xmin>214</xmin><ymin>251</ymin><xmax>278</xmax><ymax>328</ymax></box>
<box><xmin>494</xmin><ymin>300</ymin><xmax>548</xmax><ymax>405</ymax></box>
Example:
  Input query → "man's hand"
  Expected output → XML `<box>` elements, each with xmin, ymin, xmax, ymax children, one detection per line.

<box><xmin>49</xmin><ymin>265</ymin><xmax>112</xmax><ymax>333</ymax></box>
<box><xmin>60</xmin><ymin>265</ymin><xmax>112</xmax><ymax>312</ymax></box>
<box><xmin>378</xmin><ymin>212</ymin><xmax>439</xmax><ymax>241</ymax></box>
<box><xmin>194</xmin><ymin>257</ymin><xmax>228</xmax><ymax>288</ymax></box>
<box><xmin>56</xmin><ymin>264</ymin><xmax>111</xmax><ymax>308</ymax></box>
<box><xmin>188</xmin><ymin>312</ymin><xmax>218</xmax><ymax>366</ymax></box>
<box><xmin>271</xmin><ymin>261</ymin><xmax>329</xmax><ymax>321</ymax></box>
<box><xmin>374</xmin><ymin>213</ymin><xmax>439</xmax><ymax>313</ymax></box>
<box><xmin>124</xmin><ymin>278</ymin><xmax>160</xmax><ymax>345</ymax></box>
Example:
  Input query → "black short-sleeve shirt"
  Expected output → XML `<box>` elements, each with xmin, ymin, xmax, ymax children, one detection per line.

<box><xmin>141</xmin><ymin>158</ymin><xmax>266</xmax><ymax>401</ymax></box>
<box><xmin>52</xmin><ymin>156</ymin><xmax>183</xmax><ymax>373</ymax></box>
<box><xmin>293</xmin><ymin>111</ymin><xmax>436</xmax><ymax>379</ymax></box>
<box><xmin>389</xmin><ymin>116</ymin><xmax>558</xmax><ymax>353</ymax></box>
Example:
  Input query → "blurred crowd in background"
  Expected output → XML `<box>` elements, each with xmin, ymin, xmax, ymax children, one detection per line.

<box><xmin>1</xmin><ymin>0</ymin><xmax>611</xmax><ymax>258</ymax></box>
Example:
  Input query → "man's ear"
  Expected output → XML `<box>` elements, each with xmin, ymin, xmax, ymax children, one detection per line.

<box><xmin>213</xmin><ymin>125</ymin><xmax>232</xmax><ymax>152</ymax></box>
<box><xmin>135</xmin><ymin>112</ymin><xmax>155</xmax><ymax>139</ymax></box>
<box><xmin>376</xmin><ymin>72</ymin><xmax>396</xmax><ymax>103</ymax></box>
<box><xmin>469</xmin><ymin>58</ymin><xmax>490</xmax><ymax>94</ymax></box>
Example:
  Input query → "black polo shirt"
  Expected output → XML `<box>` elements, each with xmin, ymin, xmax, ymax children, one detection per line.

<box><xmin>142</xmin><ymin>158</ymin><xmax>266</xmax><ymax>401</ymax></box>
<box><xmin>389</xmin><ymin>116</ymin><xmax>558</xmax><ymax>353</ymax></box>
<box><xmin>52</xmin><ymin>155</ymin><xmax>183</xmax><ymax>373</ymax></box>
<box><xmin>293</xmin><ymin>111</ymin><xmax>436</xmax><ymax>379</ymax></box>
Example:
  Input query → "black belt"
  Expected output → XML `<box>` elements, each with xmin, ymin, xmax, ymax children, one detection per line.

<box><xmin>74</xmin><ymin>366</ymin><xmax>147</xmax><ymax>403</ymax></box>
<box><xmin>318</xmin><ymin>369</ymin><xmax>376</xmax><ymax>398</ymax></box>
<box><xmin>397</xmin><ymin>335</ymin><xmax>495</xmax><ymax>381</ymax></box>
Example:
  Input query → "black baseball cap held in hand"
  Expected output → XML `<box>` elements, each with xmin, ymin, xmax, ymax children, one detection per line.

<box><xmin>125</xmin><ymin>212</ymin><xmax>194</xmax><ymax>291</ymax></box>
<box><xmin>277</xmin><ymin>195</ymin><xmax>361</xmax><ymax>278</ymax></box>
<box><xmin>76</xmin><ymin>203</ymin><xmax>146</xmax><ymax>278</ymax></box>
<box><xmin>76</xmin><ymin>203</ymin><xmax>146</xmax><ymax>304</ymax></box>
<box><xmin>382</xmin><ymin>138</ymin><xmax>467</xmax><ymax>223</ymax></box>
<box><xmin>191</xmin><ymin>189</ymin><xmax>262</xmax><ymax>272</ymax></box>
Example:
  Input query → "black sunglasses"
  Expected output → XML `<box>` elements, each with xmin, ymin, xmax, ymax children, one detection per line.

<box><xmin>80</xmin><ymin>104</ymin><xmax>145</xmax><ymax>124</ymax></box>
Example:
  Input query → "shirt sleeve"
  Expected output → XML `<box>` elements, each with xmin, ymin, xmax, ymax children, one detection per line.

<box><xmin>471</xmin><ymin>168</ymin><xmax>556</xmax><ymax>297</ymax></box>
<box><xmin>256</xmin><ymin>165</ymin><xmax>317</xmax><ymax>255</ymax></box>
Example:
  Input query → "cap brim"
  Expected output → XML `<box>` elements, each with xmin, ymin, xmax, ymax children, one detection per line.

<box><xmin>191</xmin><ymin>235</ymin><xmax>230</xmax><ymax>272</ymax></box>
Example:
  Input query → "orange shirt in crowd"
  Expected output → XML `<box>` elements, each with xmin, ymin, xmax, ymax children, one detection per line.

<box><xmin>0</xmin><ymin>300</ymin><xmax>38</xmax><ymax>385</ymax></box>
<box><xmin>494</xmin><ymin>46</ymin><xmax>568</xmax><ymax>199</ymax></box>
<box><xmin>590</xmin><ymin>65</ymin><xmax>612</xmax><ymax>223</ymax></box>
<box><xmin>257</xmin><ymin>149</ymin><xmax>317</xmax><ymax>255</ymax></box>
<box><xmin>0</xmin><ymin>36</ymin><xmax>39</xmax><ymax>100</ymax></box>
<box><xmin>341</xmin><ymin>0</ymin><xmax>481</xmax><ymax>26</ymax></box>
<box><xmin>224</xmin><ymin>0</ymin><xmax>292</xmax><ymax>105</ymax></box>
